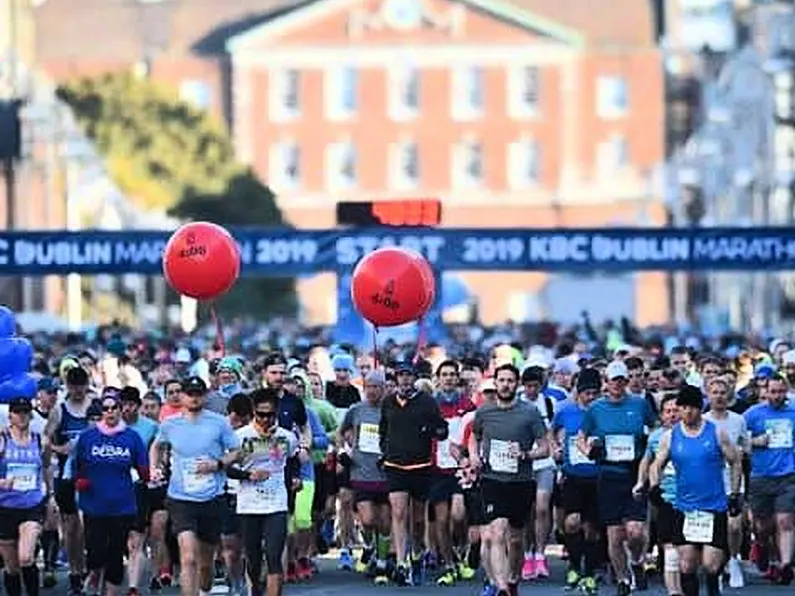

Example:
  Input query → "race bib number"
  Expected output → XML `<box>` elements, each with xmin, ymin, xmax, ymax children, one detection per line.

<box><xmin>180</xmin><ymin>458</ymin><xmax>214</xmax><ymax>494</ymax></box>
<box><xmin>682</xmin><ymin>511</ymin><xmax>714</xmax><ymax>543</ymax></box>
<box><xmin>605</xmin><ymin>435</ymin><xmax>635</xmax><ymax>462</ymax></box>
<box><xmin>567</xmin><ymin>437</ymin><xmax>593</xmax><ymax>466</ymax></box>
<box><xmin>489</xmin><ymin>439</ymin><xmax>518</xmax><ymax>474</ymax></box>
<box><xmin>358</xmin><ymin>423</ymin><xmax>381</xmax><ymax>455</ymax></box>
<box><xmin>7</xmin><ymin>463</ymin><xmax>37</xmax><ymax>491</ymax></box>
<box><xmin>765</xmin><ymin>419</ymin><xmax>793</xmax><ymax>449</ymax></box>
<box><xmin>236</xmin><ymin>477</ymin><xmax>286</xmax><ymax>515</ymax></box>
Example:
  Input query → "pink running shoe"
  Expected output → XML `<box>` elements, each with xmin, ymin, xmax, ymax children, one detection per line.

<box><xmin>521</xmin><ymin>556</ymin><xmax>537</xmax><ymax>580</ymax></box>
<box><xmin>535</xmin><ymin>555</ymin><xmax>550</xmax><ymax>578</ymax></box>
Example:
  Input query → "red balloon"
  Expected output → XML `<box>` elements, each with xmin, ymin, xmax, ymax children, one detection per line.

<box><xmin>351</xmin><ymin>247</ymin><xmax>435</xmax><ymax>327</ymax></box>
<box><xmin>162</xmin><ymin>222</ymin><xmax>241</xmax><ymax>300</ymax></box>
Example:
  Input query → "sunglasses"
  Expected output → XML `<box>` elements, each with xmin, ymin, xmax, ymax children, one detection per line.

<box><xmin>102</xmin><ymin>404</ymin><xmax>120</xmax><ymax>412</ymax></box>
<box><xmin>254</xmin><ymin>410</ymin><xmax>276</xmax><ymax>420</ymax></box>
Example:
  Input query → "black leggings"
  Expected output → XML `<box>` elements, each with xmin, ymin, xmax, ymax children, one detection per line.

<box><xmin>84</xmin><ymin>515</ymin><xmax>134</xmax><ymax>586</ymax></box>
<box><xmin>241</xmin><ymin>512</ymin><xmax>288</xmax><ymax>588</ymax></box>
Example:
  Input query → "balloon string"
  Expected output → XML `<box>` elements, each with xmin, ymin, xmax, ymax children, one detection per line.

<box><xmin>372</xmin><ymin>326</ymin><xmax>379</xmax><ymax>370</ymax></box>
<box><xmin>210</xmin><ymin>304</ymin><xmax>225</xmax><ymax>356</ymax></box>
<box><xmin>413</xmin><ymin>317</ymin><xmax>426</xmax><ymax>365</ymax></box>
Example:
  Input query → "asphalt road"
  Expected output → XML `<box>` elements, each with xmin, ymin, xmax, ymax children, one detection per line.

<box><xmin>201</xmin><ymin>557</ymin><xmax>784</xmax><ymax>596</ymax></box>
<box><xmin>41</xmin><ymin>555</ymin><xmax>787</xmax><ymax>596</ymax></box>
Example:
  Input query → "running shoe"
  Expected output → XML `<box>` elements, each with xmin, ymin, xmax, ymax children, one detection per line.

<box><xmin>776</xmin><ymin>564</ymin><xmax>793</xmax><ymax>586</ymax></box>
<box><xmin>728</xmin><ymin>557</ymin><xmax>745</xmax><ymax>588</ymax></box>
<box><xmin>457</xmin><ymin>561</ymin><xmax>476</xmax><ymax>581</ymax></box>
<box><xmin>535</xmin><ymin>555</ymin><xmax>550</xmax><ymax>578</ymax></box>
<box><xmin>296</xmin><ymin>557</ymin><xmax>313</xmax><ymax>581</ymax></box>
<box><xmin>616</xmin><ymin>577</ymin><xmax>632</xmax><ymax>596</ymax></box>
<box><xmin>338</xmin><ymin>548</ymin><xmax>354</xmax><ymax>571</ymax></box>
<box><xmin>42</xmin><ymin>571</ymin><xmax>58</xmax><ymax>589</ymax></box>
<box><xmin>565</xmin><ymin>569</ymin><xmax>581</xmax><ymax>590</ymax></box>
<box><xmin>392</xmin><ymin>564</ymin><xmax>411</xmax><ymax>587</ymax></box>
<box><xmin>285</xmin><ymin>562</ymin><xmax>298</xmax><ymax>583</ymax></box>
<box><xmin>521</xmin><ymin>555</ymin><xmax>537</xmax><ymax>580</ymax></box>
<box><xmin>631</xmin><ymin>563</ymin><xmax>648</xmax><ymax>591</ymax></box>
<box><xmin>579</xmin><ymin>576</ymin><xmax>599</xmax><ymax>595</ymax></box>
<box><xmin>436</xmin><ymin>566</ymin><xmax>457</xmax><ymax>587</ymax></box>
<box><xmin>480</xmin><ymin>581</ymin><xmax>498</xmax><ymax>596</ymax></box>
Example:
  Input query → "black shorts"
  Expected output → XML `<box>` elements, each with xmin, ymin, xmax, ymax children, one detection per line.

<box><xmin>54</xmin><ymin>478</ymin><xmax>78</xmax><ymax>515</ymax></box>
<box><xmin>480</xmin><ymin>478</ymin><xmax>535</xmax><ymax>530</ymax></box>
<box><xmin>131</xmin><ymin>484</ymin><xmax>148</xmax><ymax>533</ymax></box>
<box><xmin>0</xmin><ymin>501</ymin><xmax>46</xmax><ymax>540</ymax></box>
<box><xmin>167</xmin><ymin>497</ymin><xmax>223</xmax><ymax>546</ymax></box>
<box><xmin>312</xmin><ymin>464</ymin><xmax>331</xmax><ymax>512</ymax></box>
<box><xmin>561</xmin><ymin>475</ymin><xmax>599</xmax><ymax>523</ymax></box>
<box><xmin>220</xmin><ymin>494</ymin><xmax>239</xmax><ymax>536</ymax></box>
<box><xmin>597</xmin><ymin>473</ymin><xmax>647</xmax><ymax>526</ymax></box>
<box><xmin>672</xmin><ymin>509</ymin><xmax>729</xmax><ymax>551</ymax></box>
<box><xmin>354</xmin><ymin>489</ymin><xmax>389</xmax><ymax>506</ymax></box>
<box><xmin>428</xmin><ymin>474</ymin><xmax>463</xmax><ymax>505</ymax></box>
<box><xmin>655</xmin><ymin>500</ymin><xmax>677</xmax><ymax>545</ymax></box>
<box><xmin>336</xmin><ymin>466</ymin><xmax>352</xmax><ymax>491</ymax></box>
<box><xmin>385</xmin><ymin>467</ymin><xmax>432</xmax><ymax>501</ymax></box>
<box><xmin>463</xmin><ymin>485</ymin><xmax>487</xmax><ymax>527</ymax></box>
<box><xmin>145</xmin><ymin>485</ymin><xmax>167</xmax><ymax>515</ymax></box>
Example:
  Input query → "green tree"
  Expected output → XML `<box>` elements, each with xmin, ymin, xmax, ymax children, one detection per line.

<box><xmin>57</xmin><ymin>72</ymin><xmax>295</xmax><ymax>317</ymax></box>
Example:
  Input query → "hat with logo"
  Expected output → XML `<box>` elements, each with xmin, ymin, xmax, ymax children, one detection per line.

<box><xmin>605</xmin><ymin>360</ymin><xmax>629</xmax><ymax>381</ymax></box>
<box><xmin>182</xmin><ymin>376</ymin><xmax>208</xmax><ymax>395</ymax></box>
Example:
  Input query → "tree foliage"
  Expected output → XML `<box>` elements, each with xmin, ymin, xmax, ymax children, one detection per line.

<box><xmin>57</xmin><ymin>72</ymin><xmax>295</xmax><ymax>317</ymax></box>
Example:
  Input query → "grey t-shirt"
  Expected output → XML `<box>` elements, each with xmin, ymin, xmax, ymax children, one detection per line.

<box><xmin>704</xmin><ymin>410</ymin><xmax>747</xmax><ymax>448</ymax></box>
<box><xmin>340</xmin><ymin>401</ymin><xmax>386</xmax><ymax>484</ymax></box>
<box><xmin>473</xmin><ymin>400</ymin><xmax>547</xmax><ymax>483</ymax></box>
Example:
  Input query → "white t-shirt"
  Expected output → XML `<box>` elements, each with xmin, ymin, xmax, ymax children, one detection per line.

<box><xmin>234</xmin><ymin>425</ymin><xmax>298</xmax><ymax>515</ymax></box>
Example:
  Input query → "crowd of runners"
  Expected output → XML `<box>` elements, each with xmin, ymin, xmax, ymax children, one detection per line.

<box><xmin>0</xmin><ymin>325</ymin><xmax>794</xmax><ymax>596</ymax></box>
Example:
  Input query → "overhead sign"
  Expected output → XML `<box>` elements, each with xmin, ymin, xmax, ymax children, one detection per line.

<box><xmin>0</xmin><ymin>227</ymin><xmax>794</xmax><ymax>275</ymax></box>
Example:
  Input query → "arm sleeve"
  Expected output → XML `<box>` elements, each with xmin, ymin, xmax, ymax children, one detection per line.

<box><xmin>308</xmin><ymin>409</ymin><xmax>329</xmax><ymax>450</ymax></box>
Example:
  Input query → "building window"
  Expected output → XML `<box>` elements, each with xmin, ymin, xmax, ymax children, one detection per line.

<box><xmin>179</xmin><ymin>80</ymin><xmax>212</xmax><ymax>110</ymax></box>
<box><xmin>325</xmin><ymin>141</ymin><xmax>357</xmax><ymax>190</ymax></box>
<box><xmin>390</xmin><ymin>141</ymin><xmax>420</xmax><ymax>189</ymax></box>
<box><xmin>597</xmin><ymin>135</ymin><xmax>629</xmax><ymax>176</ymax></box>
<box><xmin>453</xmin><ymin>139</ymin><xmax>484</xmax><ymax>187</ymax></box>
<box><xmin>508</xmin><ymin>139</ymin><xmax>541</xmax><ymax>188</ymax></box>
<box><xmin>326</xmin><ymin>65</ymin><xmax>358</xmax><ymax>120</ymax></box>
<box><xmin>270</xmin><ymin>69</ymin><xmax>300</xmax><ymax>120</ymax></box>
<box><xmin>389</xmin><ymin>65</ymin><xmax>420</xmax><ymax>120</ymax></box>
<box><xmin>596</xmin><ymin>76</ymin><xmax>628</xmax><ymax>118</ymax></box>
<box><xmin>508</xmin><ymin>66</ymin><xmax>540</xmax><ymax>117</ymax></box>
<box><xmin>269</xmin><ymin>141</ymin><xmax>301</xmax><ymax>189</ymax></box>
<box><xmin>452</xmin><ymin>66</ymin><xmax>484</xmax><ymax>120</ymax></box>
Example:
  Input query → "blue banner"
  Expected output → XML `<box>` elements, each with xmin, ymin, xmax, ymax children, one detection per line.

<box><xmin>1</xmin><ymin>227</ymin><xmax>795</xmax><ymax>275</ymax></box>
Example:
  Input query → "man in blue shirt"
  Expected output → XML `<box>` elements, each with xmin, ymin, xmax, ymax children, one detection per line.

<box><xmin>577</xmin><ymin>360</ymin><xmax>656</xmax><ymax>596</ymax></box>
<box><xmin>150</xmin><ymin>376</ymin><xmax>241</xmax><ymax>596</ymax></box>
<box><xmin>744</xmin><ymin>375</ymin><xmax>795</xmax><ymax>585</ymax></box>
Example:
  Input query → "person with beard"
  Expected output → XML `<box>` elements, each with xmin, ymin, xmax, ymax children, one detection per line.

<box><xmin>744</xmin><ymin>374</ymin><xmax>795</xmax><ymax>585</ymax></box>
<box><xmin>468</xmin><ymin>363</ymin><xmax>549</xmax><ymax>596</ymax></box>
<box><xmin>44</xmin><ymin>366</ymin><xmax>93</xmax><ymax>596</ymax></box>
<box><xmin>379</xmin><ymin>363</ymin><xmax>448</xmax><ymax>586</ymax></box>
<box><xmin>149</xmin><ymin>377</ymin><xmax>241</xmax><ymax>596</ymax></box>
<box><xmin>325</xmin><ymin>353</ymin><xmax>361</xmax><ymax>570</ymax></box>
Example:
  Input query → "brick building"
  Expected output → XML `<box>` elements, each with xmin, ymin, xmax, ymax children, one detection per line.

<box><xmin>34</xmin><ymin>0</ymin><xmax>668</xmax><ymax>326</ymax></box>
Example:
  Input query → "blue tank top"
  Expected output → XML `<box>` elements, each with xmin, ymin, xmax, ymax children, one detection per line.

<box><xmin>0</xmin><ymin>431</ymin><xmax>45</xmax><ymax>509</ymax></box>
<box><xmin>56</xmin><ymin>403</ymin><xmax>89</xmax><ymax>469</ymax></box>
<box><xmin>670</xmin><ymin>420</ymin><xmax>727</xmax><ymax>512</ymax></box>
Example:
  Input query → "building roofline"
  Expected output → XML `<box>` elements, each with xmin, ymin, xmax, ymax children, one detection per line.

<box><xmin>226</xmin><ymin>0</ymin><xmax>584</xmax><ymax>53</ymax></box>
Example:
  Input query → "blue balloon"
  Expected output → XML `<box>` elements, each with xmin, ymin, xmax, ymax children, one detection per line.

<box><xmin>0</xmin><ymin>306</ymin><xmax>15</xmax><ymax>338</ymax></box>
<box><xmin>0</xmin><ymin>373</ymin><xmax>37</xmax><ymax>403</ymax></box>
<box><xmin>0</xmin><ymin>337</ymin><xmax>31</xmax><ymax>379</ymax></box>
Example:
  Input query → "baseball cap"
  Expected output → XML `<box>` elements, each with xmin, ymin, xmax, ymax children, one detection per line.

<box><xmin>605</xmin><ymin>361</ymin><xmax>629</xmax><ymax>381</ymax></box>
<box><xmin>8</xmin><ymin>397</ymin><xmax>32</xmax><ymax>413</ymax></box>
<box><xmin>754</xmin><ymin>362</ymin><xmax>777</xmax><ymax>379</ymax></box>
<box><xmin>365</xmin><ymin>370</ymin><xmax>386</xmax><ymax>386</ymax></box>
<box><xmin>479</xmin><ymin>379</ymin><xmax>496</xmax><ymax>392</ymax></box>
<box><xmin>182</xmin><ymin>376</ymin><xmax>208</xmax><ymax>395</ymax></box>
<box><xmin>37</xmin><ymin>377</ymin><xmax>58</xmax><ymax>394</ymax></box>
<box><xmin>331</xmin><ymin>353</ymin><xmax>354</xmax><ymax>372</ymax></box>
<box><xmin>552</xmin><ymin>358</ymin><xmax>579</xmax><ymax>375</ymax></box>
